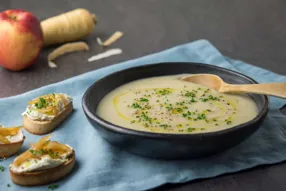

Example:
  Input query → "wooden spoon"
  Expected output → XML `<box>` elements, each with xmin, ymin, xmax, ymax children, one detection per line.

<box><xmin>180</xmin><ymin>74</ymin><xmax>286</xmax><ymax>99</ymax></box>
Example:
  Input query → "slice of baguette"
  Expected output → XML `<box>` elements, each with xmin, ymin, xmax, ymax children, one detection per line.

<box><xmin>0</xmin><ymin>139</ymin><xmax>25</xmax><ymax>158</ymax></box>
<box><xmin>0</xmin><ymin>130</ymin><xmax>25</xmax><ymax>158</ymax></box>
<box><xmin>23</xmin><ymin>103</ymin><xmax>73</xmax><ymax>135</ymax></box>
<box><xmin>10</xmin><ymin>151</ymin><xmax>75</xmax><ymax>186</ymax></box>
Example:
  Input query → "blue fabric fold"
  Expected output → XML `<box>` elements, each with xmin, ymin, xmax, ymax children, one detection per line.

<box><xmin>0</xmin><ymin>39</ymin><xmax>285</xmax><ymax>191</ymax></box>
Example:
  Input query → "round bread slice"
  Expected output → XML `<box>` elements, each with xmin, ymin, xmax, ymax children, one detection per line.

<box><xmin>10</xmin><ymin>151</ymin><xmax>75</xmax><ymax>186</ymax></box>
<box><xmin>0</xmin><ymin>130</ymin><xmax>25</xmax><ymax>158</ymax></box>
<box><xmin>23</xmin><ymin>103</ymin><xmax>73</xmax><ymax>135</ymax></box>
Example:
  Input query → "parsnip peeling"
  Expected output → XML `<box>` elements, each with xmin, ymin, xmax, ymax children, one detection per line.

<box><xmin>102</xmin><ymin>31</ymin><xmax>124</xmax><ymax>47</ymax></box>
<box><xmin>88</xmin><ymin>48</ymin><xmax>123</xmax><ymax>62</ymax></box>
<box><xmin>48</xmin><ymin>61</ymin><xmax>57</xmax><ymax>68</ymax></box>
<box><xmin>48</xmin><ymin>42</ymin><xmax>89</xmax><ymax>68</ymax></box>
<box><xmin>97</xmin><ymin>37</ymin><xmax>103</xmax><ymax>46</ymax></box>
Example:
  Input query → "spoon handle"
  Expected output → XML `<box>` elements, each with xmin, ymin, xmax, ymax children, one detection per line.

<box><xmin>220</xmin><ymin>82</ymin><xmax>286</xmax><ymax>98</ymax></box>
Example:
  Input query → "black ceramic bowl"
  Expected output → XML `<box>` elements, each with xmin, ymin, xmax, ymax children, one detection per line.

<box><xmin>82</xmin><ymin>62</ymin><xmax>268</xmax><ymax>159</ymax></box>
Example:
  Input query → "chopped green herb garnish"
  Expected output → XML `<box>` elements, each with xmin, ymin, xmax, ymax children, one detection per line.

<box><xmin>157</xmin><ymin>89</ymin><xmax>172</xmax><ymax>95</ymax></box>
<box><xmin>159</xmin><ymin>124</ymin><xmax>169</xmax><ymax>129</ymax></box>
<box><xmin>48</xmin><ymin>184</ymin><xmax>59</xmax><ymax>190</ymax></box>
<box><xmin>176</xmin><ymin>101</ymin><xmax>185</xmax><ymax>106</ymax></box>
<box><xmin>187</xmin><ymin>128</ymin><xmax>194</xmax><ymax>132</ymax></box>
<box><xmin>196</xmin><ymin>113</ymin><xmax>206</xmax><ymax>120</ymax></box>
<box><xmin>225</xmin><ymin>119</ymin><xmax>232</xmax><ymax>124</ymax></box>
<box><xmin>166</xmin><ymin>105</ymin><xmax>173</xmax><ymax>111</ymax></box>
<box><xmin>141</xmin><ymin>112</ymin><xmax>152</xmax><ymax>123</ymax></box>
<box><xmin>208</xmin><ymin>95</ymin><xmax>219</xmax><ymax>101</ymax></box>
<box><xmin>30</xmin><ymin>149</ymin><xmax>59</xmax><ymax>159</ymax></box>
<box><xmin>189</xmin><ymin>97</ymin><xmax>197</xmax><ymax>103</ymax></box>
<box><xmin>200</xmin><ymin>94</ymin><xmax>219</xmax><ymax>102</ymax></box>
<box><xmin>174</xmin><ymin>108</ymin><xmax>183</xmax><ymax>113</ymax></box>
<box><xmin>35</xmin><ymin>97</ymin><xmax>47</xmax><ymax>109</ymax></box>
<box><xmin>182</xmin><ymin>111</ymin><xmax>192</xmax><ymax>119</ymax></box>
<box><xmin>184</xmin><ymin>91</ymin><xmax>196</xmax><ymax>98</ymax></box>
<box><xmin>139</xmin><ymin>98</ymin><xmax>149</xmax><ymax>102</ymax></box>
<box><xmin>7</xmin><ymin>184</ymin><xmax>10</xmax><ymax>187</ymax></box>
<box><xmin>131</xmin><ymin>103</ymin><xmax>141</xmax><ymax>109</ymax></box>
<box><xmin>200</xmin><ymin>98</ymin><xmax>209</xmax><ymax>102</ymax></box>
<box><xmin>0</xmin><ymin>165</ymin><xmax>5</xmax><ymax>172</ymax></box>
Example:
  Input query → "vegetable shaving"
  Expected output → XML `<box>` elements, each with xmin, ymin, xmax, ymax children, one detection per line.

<box><xmin>88</xmin><ymin>48</ymin><xmax>123</xmax><ymax>62</ymax></box>
<box><xmin>96</xmin><ymin>37</ymin><xmax>103</xmax><ymax>46</ymax></box>
<box><xmin>102</xmin><ymin>31</ymin><xmax>124</xmax><ymax>47</ymax></box>
<box><xmin>0</xmin><ymin>126</ymin><xmax>22</xmax><ymax>144</ymax></box>
<box><xmin>48</xmin><ymin>61</ymin><xmax>57</xmax><ymax>68</ymax></box>
<box><xmin>48</xmin><ymin>42</ymin><xmax>89</xmax><ymax>68</ymax></box>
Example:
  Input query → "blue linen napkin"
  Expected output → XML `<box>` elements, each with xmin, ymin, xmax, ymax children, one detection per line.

<box><xmin>0</xmin><ymin>39</ymin><xmax>285</xmax><ymax>191</ymax></box>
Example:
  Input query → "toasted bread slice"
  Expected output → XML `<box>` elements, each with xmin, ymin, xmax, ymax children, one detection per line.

<box><xmin>23</xmin><ymin>103</ymin><xmax>73</xmax><ymax>135</ymax></box>
<box><xmin>10</xmin><ymin>151</ymin><xmax>75</xmax><ymax>186</ymax></box>
<box><xmin>0</xmin><ymin>129</ymin><xmax>25</xmax><ymax>158</ymax></box>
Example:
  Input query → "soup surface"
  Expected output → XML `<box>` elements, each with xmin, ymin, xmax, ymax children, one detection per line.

<box><xmin>97</xmin><ymin>75</ymin><xmax>258</xmax><ymax>133</ymax></box>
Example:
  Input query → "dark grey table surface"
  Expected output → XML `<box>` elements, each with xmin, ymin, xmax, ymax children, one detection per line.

<box><xmin>1</xmin><ymin>0</ymin><xmax>286</xmax><ymax>190</ymax></box>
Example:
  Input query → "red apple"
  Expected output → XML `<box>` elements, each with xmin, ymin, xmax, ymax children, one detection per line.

<box><xmin>0</xmin><ymin>10</ymin><xmax>43</xmax><ymax>71</ymax></box>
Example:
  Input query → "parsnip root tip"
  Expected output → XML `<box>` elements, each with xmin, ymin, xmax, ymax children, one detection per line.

<box><xmin>91</xmin><ymin>14</ymin><xmax>97</xmax><ymax>24</ymax></box>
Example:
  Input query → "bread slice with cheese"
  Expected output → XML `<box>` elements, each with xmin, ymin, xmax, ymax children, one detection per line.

<box><xmin>10</xmin><ymin>135</ymin><xmax>75</xmax><ymax>186</ymax></box>
<box><xmin>22</xmin><ymin>93</ymin><xmax>73</xmax><ymax>135</ymax></box>
<box><xmin>0</xmin><ymin>126</ymin><xmax>25</xmax><ymax>158</ymax></box>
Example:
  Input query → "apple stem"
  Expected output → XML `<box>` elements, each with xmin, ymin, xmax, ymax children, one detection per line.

<box><xmin>9</xmin><ymin>15</ymin><xmax>17</xmax><ymax>20</ymax></box>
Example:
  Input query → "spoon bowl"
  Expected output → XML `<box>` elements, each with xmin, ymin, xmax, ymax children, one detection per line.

<box><xmin>181</xmin><ymin>74</ymin><xmax>223</xmax><ymax>91</ymax></box>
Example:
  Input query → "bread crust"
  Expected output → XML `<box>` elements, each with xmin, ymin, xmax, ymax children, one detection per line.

<box><xmin>23</xmin><ymin>103</ymin><xmax>73</xmax><ymax>135</ymax></box>
<box><xmin>0</xmin><ymin>137</ymin><xmax>25</xmax><ymax>158</ymax></box>
<box><xmin>10</xmin><ymin>151</ymin><xmax>75</xmax><ymax>186</ymax></box>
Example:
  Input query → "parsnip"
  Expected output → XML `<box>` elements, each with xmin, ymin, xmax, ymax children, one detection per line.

<box><xmin>41</xmin><ymin>8</ymin><xmax>97</xmax><ymax>47</ymax></box>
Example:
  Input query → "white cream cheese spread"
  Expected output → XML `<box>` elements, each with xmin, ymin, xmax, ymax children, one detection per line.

<box><xmin>0</xmin><ymin>127</ymin><xmax>24</xmax><ymax>144</ymax></box>
<box><xmin>10</xmin><ymin>144</ymin><xmax>73</xmax><ymax>173</ymax></box>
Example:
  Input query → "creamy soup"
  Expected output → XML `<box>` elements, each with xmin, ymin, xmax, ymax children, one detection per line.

<box><xmin>97</xmin><ymin>75</ymin><xmax>258</xmax><ymax>134</ymax></box>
